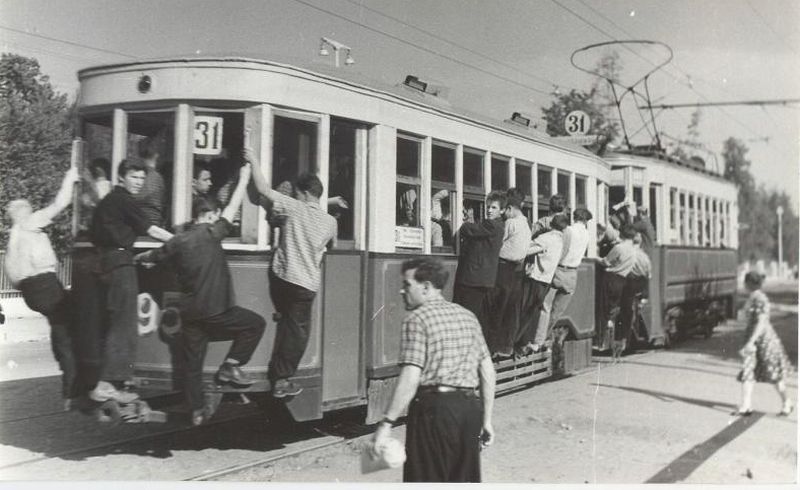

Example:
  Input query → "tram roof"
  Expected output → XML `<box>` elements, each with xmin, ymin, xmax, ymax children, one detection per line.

<box><xmin>78</xmin><ymin>55</ymin><xmax>608</xmax><ymax>167</ymax></box>
<box><xmin>604</xmin><ymin>149</ymin><xmax>734</xmax><ymax>185</ymax></box>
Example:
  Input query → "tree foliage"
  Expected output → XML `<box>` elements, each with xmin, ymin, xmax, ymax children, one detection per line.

<box><xmin>0</xmin><ymin>53</ymin><xmax>75</xmax><ymax>256</ymax></box>
<box><xmin>722</xmin><ymin>137</ymin><xmax>798</xmax><ymax>265</ymax></box>
<box><xmin>541</xmin><ymin>52</ymin><xmax>620</xmax><ymax>155</ymax></box>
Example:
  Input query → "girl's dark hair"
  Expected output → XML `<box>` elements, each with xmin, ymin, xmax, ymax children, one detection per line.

<box><xmin>744</xmin><ymin>271</ymin><xmax>765</xmax><ymax>288</ymax></box>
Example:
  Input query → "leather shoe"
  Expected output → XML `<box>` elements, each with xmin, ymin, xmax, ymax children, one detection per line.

<box><xmin>272</xmin><ymin>379</ymin><xmax>303</xmax><ymax>398</ymax></box>
<box><xmin>216</xmin><ymin>363</ymin><xmax>254</xmax><ymax>387</ymax></box>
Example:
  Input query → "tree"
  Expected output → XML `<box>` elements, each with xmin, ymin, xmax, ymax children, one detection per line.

<box><xmin>0</xmin><ymin>53</ymin><xmax>75</xmax><ymax>256</ymax></box>
<box><xmin>541</xmin><ymin>51</ymin><xmax>621</xmax><ymax>155</ymax></box>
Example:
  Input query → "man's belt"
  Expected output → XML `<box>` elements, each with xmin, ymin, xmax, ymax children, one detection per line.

<box><xmin>557</xmin><ymin>264</ymin><xmax>578</xmax><ymax>270</ymax></box>
<box><xmin>417</xmin><ymin>385</ymin><xmax>477</xmax><ymax>395</ymax></box>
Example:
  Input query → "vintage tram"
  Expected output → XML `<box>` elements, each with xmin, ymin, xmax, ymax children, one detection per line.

<box><xmin>72</xmin><ymin>56</ymin><xmax>614</xmax><ymax>422</ymax></box>
<box><xmin>71</xmin><ymin>56</ymin><xmax>739</xmax><ymax>423</ymax></box>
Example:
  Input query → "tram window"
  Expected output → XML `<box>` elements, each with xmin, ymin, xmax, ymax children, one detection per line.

<box><xmin>515</xmin><ymin>162</ymin><xmax>532</xmax><ymax>199</ymax></box>
<box><xmin>491</xmin><ymin>154</ymin><xmax>509</xmax><ymax>191</ymax></box>
<box><xmin>557</xmin><ymin>172</ymin><xmax>569</xmax><ymax>197</ymax></box>
<box><xmin>273</xmin><ymin>116</ymin><xmax>318</xmax><ymax>188</ymax></box>
<box><xmin>679</xmin><ymin>193</ymin><xmax>686</xmax><ymax>243</ymax></box>
<box><xmin>537</xmin><ymin>166</ymin><xmax>552</xmax><ymax>216</ymax></box>
<box><xmin>575</xmin><ymin>175</ymin><xmax>587</xmax><ymax>208</ymax></box>
<box><xmin>463</xmin><ymin>197</ymin><xmax>484</xmax><ymax>225</ymax></box>
<box><xmin>194</xmin><ymin>111</ymin><xmax>245</xmax><ymax>238</ymax></box>
<box><xmin>632</xmin><ymin>186</ymin><xmax>643</xmax><ymax>208</ymax></box>
<box><xmin>463</xmin><ymin>148</ymin><xmax>484</xmax><ymax>191</ymax></box>
<box><xmin>609</xmin><ymin>186</ymin><xmax>625</xmax><ymax>211</ymax></box>
<box><xmin>688</xmin><ymin>195</ymin><xmax>695</xmax><ymax>244</ymax></box>
<box><xmin>649</xmin><ymin>186</ymin><xmax>658</xmax><ymax>239</ymax></box>
<box><xmin>432</xmin><ymin>142</ymin><xmax>456</xmax><ymax>253</ymax></box>
<box><xmin>329</xmin><ymin>120</ymin><xmax>359</xmax><ymax>242</ymax></box>
<box><xmin>127</xmin><ymin>111</ymin><xmax>175</xmax><ymax>232</ymax></box>
<box><xmin>76</xmin><ymin>114</ymin><xmax>114</xmax><ymax>242</ymax></box>
<box><xmin>669</xmin><ymin>188</ymin><xmax>677</xmax><ymax>229</ymax></box>
<box><xmin>396</xmin><ymin>134</ymin><xmax>421</xmax><ymax>230</ymax></box>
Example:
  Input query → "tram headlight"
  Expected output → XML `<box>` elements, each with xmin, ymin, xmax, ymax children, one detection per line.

<box><xmin>137</xmin><ymin>75</ymin><xmax>153</xmax><ymax>94</ymax></box>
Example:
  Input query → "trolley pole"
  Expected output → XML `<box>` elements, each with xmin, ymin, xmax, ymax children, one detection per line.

<box><xmin>777</xmin><ymin>205</ymin><xmax>784</xmax><ymax>278</ymax></box>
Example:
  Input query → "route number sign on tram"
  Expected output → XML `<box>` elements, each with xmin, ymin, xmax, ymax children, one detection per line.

<box><xmin>565</xmin><ymin>110</ymin><xmax>590</xmax><ymax>136</ymax></box>
<box><xmin>194</xmin><ymin>116</ymin><xmax>224</xmax><ymax>155</ymax></box>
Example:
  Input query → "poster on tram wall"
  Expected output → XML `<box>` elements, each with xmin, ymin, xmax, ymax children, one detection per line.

<box><xmin>395</xmin><ymin>226</ymin><xmax>424</xmax><ymax>249</ymax></box>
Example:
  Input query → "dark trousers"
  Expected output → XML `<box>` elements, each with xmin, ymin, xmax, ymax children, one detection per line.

<box><xmin>268</xmin><ymin>272</ymin><xmax>316</xmax><ymax>382</ymax></box>
<box><xmin>452</xmin><ymin>283</ymin><xmax>493</xmax><ymax>340</ymax></box>
<box><xmin>618</xmin><ymin>276</ymin><xmax>649</xmax><ymax>342</ymax></box>
<box><xmin>181</xmin><ymin>306</ymin><xmax>266</xmax><ymax>410</ymax></box>
<box><xmin>19</xmin><ymin>272</ymin><xmax>76</xmax><ymax>398</ymax></box>
<box><xmin>517</xmin><ymin>278</ymin><xmax>551</xmax><ymax>346</ymax></box>
<box><xmin>404</xmin><ymin>390</ymin><xmax>483</xmax><ymax>482</ymax></box>
<box><xmin>489</xmin><ymin>261</ymin><xmax>524</xmax><ymax>354</ymax></box>
<box><xmin>602</xmin><ymin>272</ymin><xmax>628</xmax><ymax>339</ymax></box>
<box><xmin>72</xmin><ymin>251</ymin><xmax>139</xmax><ymax>395</ymax></box>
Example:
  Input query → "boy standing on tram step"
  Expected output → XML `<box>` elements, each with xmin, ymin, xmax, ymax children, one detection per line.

<box><xmin>617</xmin><ymin>232</ymin><xmax>652</xmax><ymax>354</ymax></box>
<box><xmin>489</xmin><ymin>188</ymin><xmax>530</xmax><ymax>358</ymax></box>
<box><xmin>4</xmin><ymin>165</ymin><xmax>80</xmax><ymax>409</ymax></box>
<box><xmin>531</xmin><ymin>193</ymin><xmax>568</xmax><ymax>239</ymax></box>
<box><xmin>245</xmin><ymin>148</ymin><xmax>337</xmax><ymax>399</ymax></box>
<box><xmin>135</xmin><ymin>163</ymin><xmax>265</xmax><ymax>426</ymax></box>
<box><xmin>517</xmin><ymin>213</ymin><xmax>569</xmax><ymax>354</ymax></box>
<box><xmin>600</xmin><ymin>223</ymin><xmax>637</xmax><ymax>357</ymax></box>
<box><xmin>371</xmin><ymin>257</ymin><xmax>496</xmax><ymax>482</ymax></box>
<box><xmin>452</xmin><ymin>191</ymin><xmax>506</xmax><ymax>340</ymax></box>
<box><xmin>72</xmin><ymin>159</ymin><xmax>173</xmax><ymax>405</ymax></box>
<box><xmin>534</xmin><ymin>208</ymin><xmax>592</xmax><ymax>364</ymax></box>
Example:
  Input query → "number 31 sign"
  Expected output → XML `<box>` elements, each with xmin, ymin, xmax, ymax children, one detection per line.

<box><xmin>564</xmin><ymin>110</ymin><xmax>590</xmax><ymax>136</ymax></box>
<box><xmin>194</xmin><ymin>116</ymin><xmax>224</xmax><ymax>155</ymax></box>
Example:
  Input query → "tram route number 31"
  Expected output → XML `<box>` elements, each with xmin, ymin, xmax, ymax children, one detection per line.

<box><xmin>194</xmin><ymin>116</ymin><xmax>224</xmax><ymax>155</ymax></box>
<box><xmin>564</xmin><ymin>110</ymin><xmax>590</xmax><ymax>136</ymax></box>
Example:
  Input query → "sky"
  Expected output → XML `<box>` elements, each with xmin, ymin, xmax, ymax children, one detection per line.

<box><xmin>2</xmin><ymin>0</ymin><xmax>798</xmax><ymax>211</ymax></box>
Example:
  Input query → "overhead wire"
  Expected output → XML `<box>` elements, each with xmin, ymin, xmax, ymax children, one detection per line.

<box><xmin>340</xmin><ymin>0</ymin><xmax>575</xmax><ymax>93</ymax></box>
<box><xmin>289</xmin><ymin>0</ymin><xmax>551</xmax><ymax>95</ymax></box>
<box><xmin>744</xmin><ymin>0</ymin><xmax>799</xmax><ymax>56</ymax></box>
<box><xmin>0</xmin><ymin>24</ymin><xmax>137</xmax><ymax>59</ymax></box>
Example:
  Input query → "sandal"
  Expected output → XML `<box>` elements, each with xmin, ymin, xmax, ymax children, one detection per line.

<box><xmin>778</xmin><ymin>404</ymin><xmax>794</xmax><ymax>417</ymax></box>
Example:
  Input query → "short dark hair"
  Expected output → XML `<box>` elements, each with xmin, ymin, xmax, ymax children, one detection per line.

<box><xmin>620</xmin><ymin>223</ymin><xmax>637</xmax><ymax>240</ymax></box>
<box><xmin>193</xmin><ymin>163</ymin><xmax>210</xmax><ymax>180</ymax></box>
<box><xmin>573</xmin><ymin>208</ymin><xmax>593</xmax><ymax>222</ymax></box>
<box><xmin>549</xmin><ymin>194</ymin><xmax>567</xmax><ymax>213</ymax></box>
<box><xmin>505</xmin><ymin>188</ymin><xmax>524</xmax><ymax>209</ymax></box>
<box><xmin>550</xmin><ymin>213</ymin><xmax>569</xmax><ymax>231</ymax></box>
<box><xmin>138</xmin><ymin>137</ymin><xmax>159</xmax><ymax>160</ymax></box>
<box><xmin>402</xmin><ymin>257</ymin><xmax>450</xmax><ymax>290</ymax></box>
<box><xmin>744</xmin><ymin>271</ymin><xmax>765</xmax><ymax>289</ymax></box>
<box><xmin>90</xmin><ymin>158</ymin><xmax>111</xmax><ymax>180</ymax></box>
<box><xmin>486</xmin><ymin>190</ymin><xmax>507</xmax><ymax>209</ymax></box>
<box><xmin>192</xmin><ymin>195</ymin><xmax>221</xmax><ymax>219</ymax></box>
<box><xmin>295</xmin><ymin>173</ymin><xmax>323</xmax><ymax>199</ymax></box>
<box><xmin>117</xmin><ymin>158</ymin><xmax>147</xmax><ymax>178</ymax></box>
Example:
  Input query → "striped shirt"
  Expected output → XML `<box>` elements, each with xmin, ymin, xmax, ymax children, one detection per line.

<box><xmin>270</xmin><ymin>192</ymin><xmax>337</xmax><ymax>292</ymax></box>
<box><xmin>399</xmin><ymin>299</ymin><xmax>490</xmax><ymax>389</ymax></box>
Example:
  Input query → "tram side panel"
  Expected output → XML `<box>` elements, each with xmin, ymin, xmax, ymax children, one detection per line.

<box><xmin>552</xmin><ymin>258</ymin><xmax>596</xmax><ymax>374</ymax></box>
<box><xmin>363</xmin><ymin>253</ymin><xmax>458</xmax><ymax>424</ymax></box>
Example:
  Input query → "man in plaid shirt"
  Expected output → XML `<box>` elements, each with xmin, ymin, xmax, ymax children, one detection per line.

<box><xmin>371</xmin><ymin>257</ymin><xmax>496</xmax><ymax>482</ymax></box>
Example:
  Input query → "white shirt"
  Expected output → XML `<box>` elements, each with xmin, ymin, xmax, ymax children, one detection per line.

<box><xmin>559</xmin><ymin>223</ymin><xmax>589</xmax><ymax>268</ymax></box>
<box><xmin>525</xmin><ymin>229</ymin><xmax>563</xmax><ymax>283</ymax></box>
<box><xmin>4</xmin><ymin>210</ymin><xmax>58</xmax><ymax>286</ymax></box>
<box><xmin>499</xmin><ymin>215</ymin><xmax>532</xmax><ymax>262</ymax></box>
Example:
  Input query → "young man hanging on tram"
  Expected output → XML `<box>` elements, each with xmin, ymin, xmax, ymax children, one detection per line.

<box><xmin>135</xmin><ymin>162</ymin><xmax>265</xmax><ymax>425</ymax></box>
<box><xmin>245</xmin><ymin>148</ymin><xmax>337</xmax><ymax>399</ymax></box>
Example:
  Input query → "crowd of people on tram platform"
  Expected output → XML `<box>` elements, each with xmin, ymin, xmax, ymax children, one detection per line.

<box><xmin>448</xmin><ymin>187</ymin><xmax>657</xmax><ymax>364</ymax></box>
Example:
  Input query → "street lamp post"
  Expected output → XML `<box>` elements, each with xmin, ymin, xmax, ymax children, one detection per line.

<box><xmin>319</xmin><ymin>37</ymin><xmax>355</xmax><ymax>68</ymax></box>
<box><xmin>777</xmin><ymin>205</ymin><xmax>784</xmax><ymax>277</ymax></box>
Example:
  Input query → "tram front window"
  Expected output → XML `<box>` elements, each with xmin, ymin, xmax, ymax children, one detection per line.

<box><xmin>127</xmin><ymin>112</ymin><xmax>175</xmax><ymax>231</ymax></box>
<box><xmin>329</xmin><ymin>120</ymin><xmax>358</xmax><ymax>242</ymax></box>
<box><xmin>192</xmin><ymin>111</ymin><xmax>245</xmax><ymax>237</ymax></box>
<box><xmin>76</xmin><ymin>115</ymin><xmax>114</xmax><ymax>242</ymax></box>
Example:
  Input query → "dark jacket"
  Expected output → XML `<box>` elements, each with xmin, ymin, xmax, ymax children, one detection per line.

<box><xmin>454</xmin><ymin>218</ymin><xmax>505</xmax><ymax>287</ymax></box>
